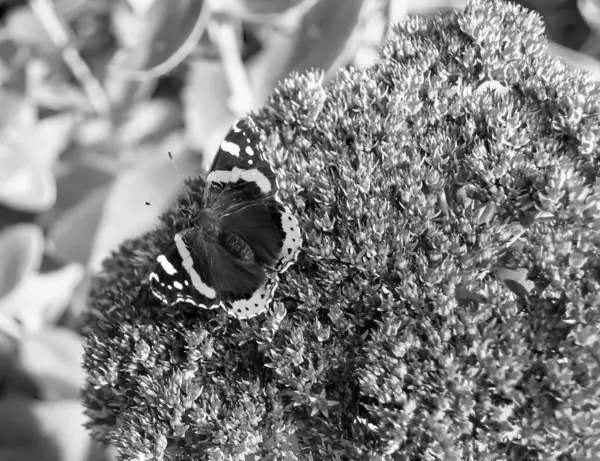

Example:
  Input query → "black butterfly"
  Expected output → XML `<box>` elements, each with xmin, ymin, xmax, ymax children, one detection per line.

<box><xmin>148</xmin><ymin>117</ymin><xmax>301</xmax><ymax>319</ymax></box>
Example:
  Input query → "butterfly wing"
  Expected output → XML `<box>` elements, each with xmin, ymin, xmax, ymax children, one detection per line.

<box><xmin>217</xmin><ymin>201</ymin><xmax>299</xmax><ymax>319</ymax></box>
<box><xmin>273</xmin><ymin>205</ymin><xmax>302</xmax><ymax>273</ymax></box>
<box><xmin>208</xmin><ymin>117</ymin><xmax>302</xmax><ymax>318</ymax></box>
<box><xmin>228</xmin><ymin>273</ymin><xmax>279</xmax><ymax>319</ymax></box>
<box><xmin>207</xmin><ymin>116</ymin><xmax>301</xmax><ymax>269</ymax></box>
<box><xmin>149</xmin><ymin>228</ymin><xmax>268</xmax><ymax>308</ymax></box>
<box><xmin>148</xmin><ymin>231</ymin><xmax>222</xmax><ymax>309</ymax></box>
<box><xmin>190</xmin><ymin>232</ymin><xmax>266</xmax><ymax>299</ymax></box>
<box><xmin>204</xmin><ymin>116</ymin><xmax>278</xmax><ymax>207</ymax></box>
<box><xmin>149</xmin><ymin>116</ymin><xmax>301</xmax><ymax>319</ymax></box>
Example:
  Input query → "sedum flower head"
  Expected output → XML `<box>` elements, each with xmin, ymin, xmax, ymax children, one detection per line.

<box><xmin>83</xmin><ymin>1</ymin><xmax>600</xmax><ymax>459</ymax></box>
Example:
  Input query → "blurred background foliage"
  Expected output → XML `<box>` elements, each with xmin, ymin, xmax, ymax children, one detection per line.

<box><xmin>0</xmin><ymin>0</ymin><xmax>598</xmax><ymax>460</ymax></box>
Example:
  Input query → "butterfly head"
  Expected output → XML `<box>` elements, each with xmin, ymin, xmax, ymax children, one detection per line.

<box><xmin>176</xmin><ymin>203</ymin><xmax>193</xmax><ymax>223</ymax></box>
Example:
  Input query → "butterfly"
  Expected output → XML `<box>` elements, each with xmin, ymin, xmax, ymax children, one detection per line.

<box><xmin>147</xmin><ymin>116</ymin><xmax>301</xmax><ymax>319</ymax></box>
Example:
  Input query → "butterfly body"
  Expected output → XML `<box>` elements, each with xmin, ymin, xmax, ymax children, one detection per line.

<box><xmin>148</xmin><ymin>117</ymin><xmax>301</xmax><ymax>319</ymax></box>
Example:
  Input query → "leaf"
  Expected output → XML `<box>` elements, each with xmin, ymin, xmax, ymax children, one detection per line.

<box><xmin>4</xmin><ymin>112</ymin><xmax>79</xmax><ymax>165</ymax></box>
<box><xmin>46</xmin><ymin>184</ymin><xmax>111</xmax><ymax>267</ymax></box>
<box><xmin>547</xmin><ymin>41</ymin><xmax>600</xmax><ymax>79</ymax></box>
<box><xmin>579</xmin><ymin>0</ymin><xmax>600</xmax><ymax>32</ymax></box>
<box><xmin>570</xmin><ymin>325</ymin><xmax>599</xmax><ymax>347</ymax></box>
<box><xmin>0</xmin><ymin>141</ymin><xmax>56</xmax><ymax>213</ymax></box>
<box><xmin>0</xmin><ymin>107</ymin><xmax>77</xmax><ymax>213</ymax></box>
<box><xmin>475</xmin><ymin>200</ymin><xmax>497</xmax><ymax>225</ymax></box>
<box><xmin>248</xmin><ymin>0</ymin><xmax>367</xmax><ymax>102</ymax></box>
<box><xmin>27</xmin><ymin>60</ymin><xmax>90</xmax><ymax>112</ymax></box>
<box><xmin>455</xmin><ymin>285</ymin><xmax>487</xmax><ymax>306</ymax></box>
<box><xmin>0</xmin><ymin>224</ymin><xmax>44</xmax><ymax>299</ymax></box>
<box><xmin>34</xmin><ymin>399</ymin><xmax>92</xmax><ymax>461</ymax></box>
<box><xmin>18</xmin><ymin>327</ymin><xmax>86</xmax><ymax>400</ymax></box>
<box><xmin>502</xmin><ymin>278</ymin><xmax>533</xmax><ymax>299</ymax></box>
<box><xmin>3</xmin><ymin>6</ymin><xmax>53</xmax><ymax>48</ymax></box>
<box><xmin>0</xmin><ymin>397</ymin><xmax>93</xmax><ymax>461</ymax></box>
<box><xmin>111</xmin><ymin>0</ymin><xmax>208</xmax><ymax>74</ymax></box>
<box><xmin>183</xmin><ymin>60</ymin><xmax>241</xmax><ymax>163</ymax></box>
<box><xmin>0</xmin><ymin>398</ymin><xmax>55</xmax><ymax>461</ymax></box>
<box><xmin>222</xmin><ymin>0</ymin><xmax>312</xmax><ymax>18</ymax></box>
<box><xmin>518</xmin><ymin>209</ymin><xmax>537</xmax><ymax>228</ymax></box>
<box><xmin>37</xmin><ymin>142</ymin><xmax>115</xmax><ymax>229</ymax></box>
<box><xmin>496</xmin><ymin>267</ymin><xmax>534</xmax><ymax>298</ymax></box>
<box><xmin>569</xmin><ymin>250</ymin><xmax>587</xmax><ymax>269</ymax></box>
<box><xmin>406</xmin><ymin>0</ymin><xmax>467</xmax><ymax>15</ymax></box>
<box><xmin>48</xmin><ymin>137</ymin><xmax>203</xmax><ymax>270</ymax></box>
<box><xmin>284</xmin><ymin>0</ymin><xmax>366</xmax><ymax>74</ymax></box>
<box><xmin>0</xmin><ymin>89</ymin><xmax>35</xmax><ymax>131</ymax></box>
<box><xmin>0</xmin><ymin>264</ymin><xmax>85</xmax><ymax>334</ymax></box>
<box><xmin>474</xmin><ymin>80</ymin><xmax>509</xmax><ymax>97</ymax></box>
<box><xmin>117</xmin><ymin>98</ymin><xmax>183</xmax><ymax>147</ymax></box>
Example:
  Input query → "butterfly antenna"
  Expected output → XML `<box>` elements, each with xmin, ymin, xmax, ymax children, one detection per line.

<box><xmin>144</xmin><ymin>201</ymin><xmax>180</xmax><ymax>209</ymax></box>
<box><xmin>168</xmin><ymin>151</ymin><xmax>193</xmax><ymax>207</ymax></box>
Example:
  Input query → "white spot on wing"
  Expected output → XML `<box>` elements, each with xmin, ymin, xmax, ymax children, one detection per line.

<box><xmin>221</xmin><ymin>140</ymin><xmax>240</xmax><ymax>156</ymax></box>
<box><xmin>174</xmin><ymin>281</ymin><xmax>183</xmax><ymax>290</ymax></box>
<box><xmin>246</xmin><ymin>146</ymin><xmax>254</xmax><ymax>156</ymax></box>
<box><xmin>207</xmin><ymin>170</ymin><xmax>233</xmax><ymax>185</ymax></box>
<box><xmin>173</xmin><ymin>295</ymin><xmax>223</xmax><ymax>310</ymax></box>
<box><xmin>174</xmin><ymin>233</ymin><xmax>217</xmax><ymax>299</ymax></box>
<box><xmin>207</xmin><ymin>168</ymin><xmax>271</xmax><ymax>194</ymax></box>
<box><xmin>157</xmin><ymin>255</ymin><xmax>177</xmax><ymax>275</ymax></box>
<box><xmin>150</xmin><ymin>286</ymin><xmax>168</xmax><ymax>303</ymax></box>
<box><xmin>275</xmin><ymin>206</ymin><xmax>302</xmax><ymax>272</ymax></box>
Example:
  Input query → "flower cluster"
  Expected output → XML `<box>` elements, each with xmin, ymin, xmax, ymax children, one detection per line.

<box><xmin>82</xmin><ymin>0</ymin><xmax>600</xmax><ymax>459</ymax></box>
